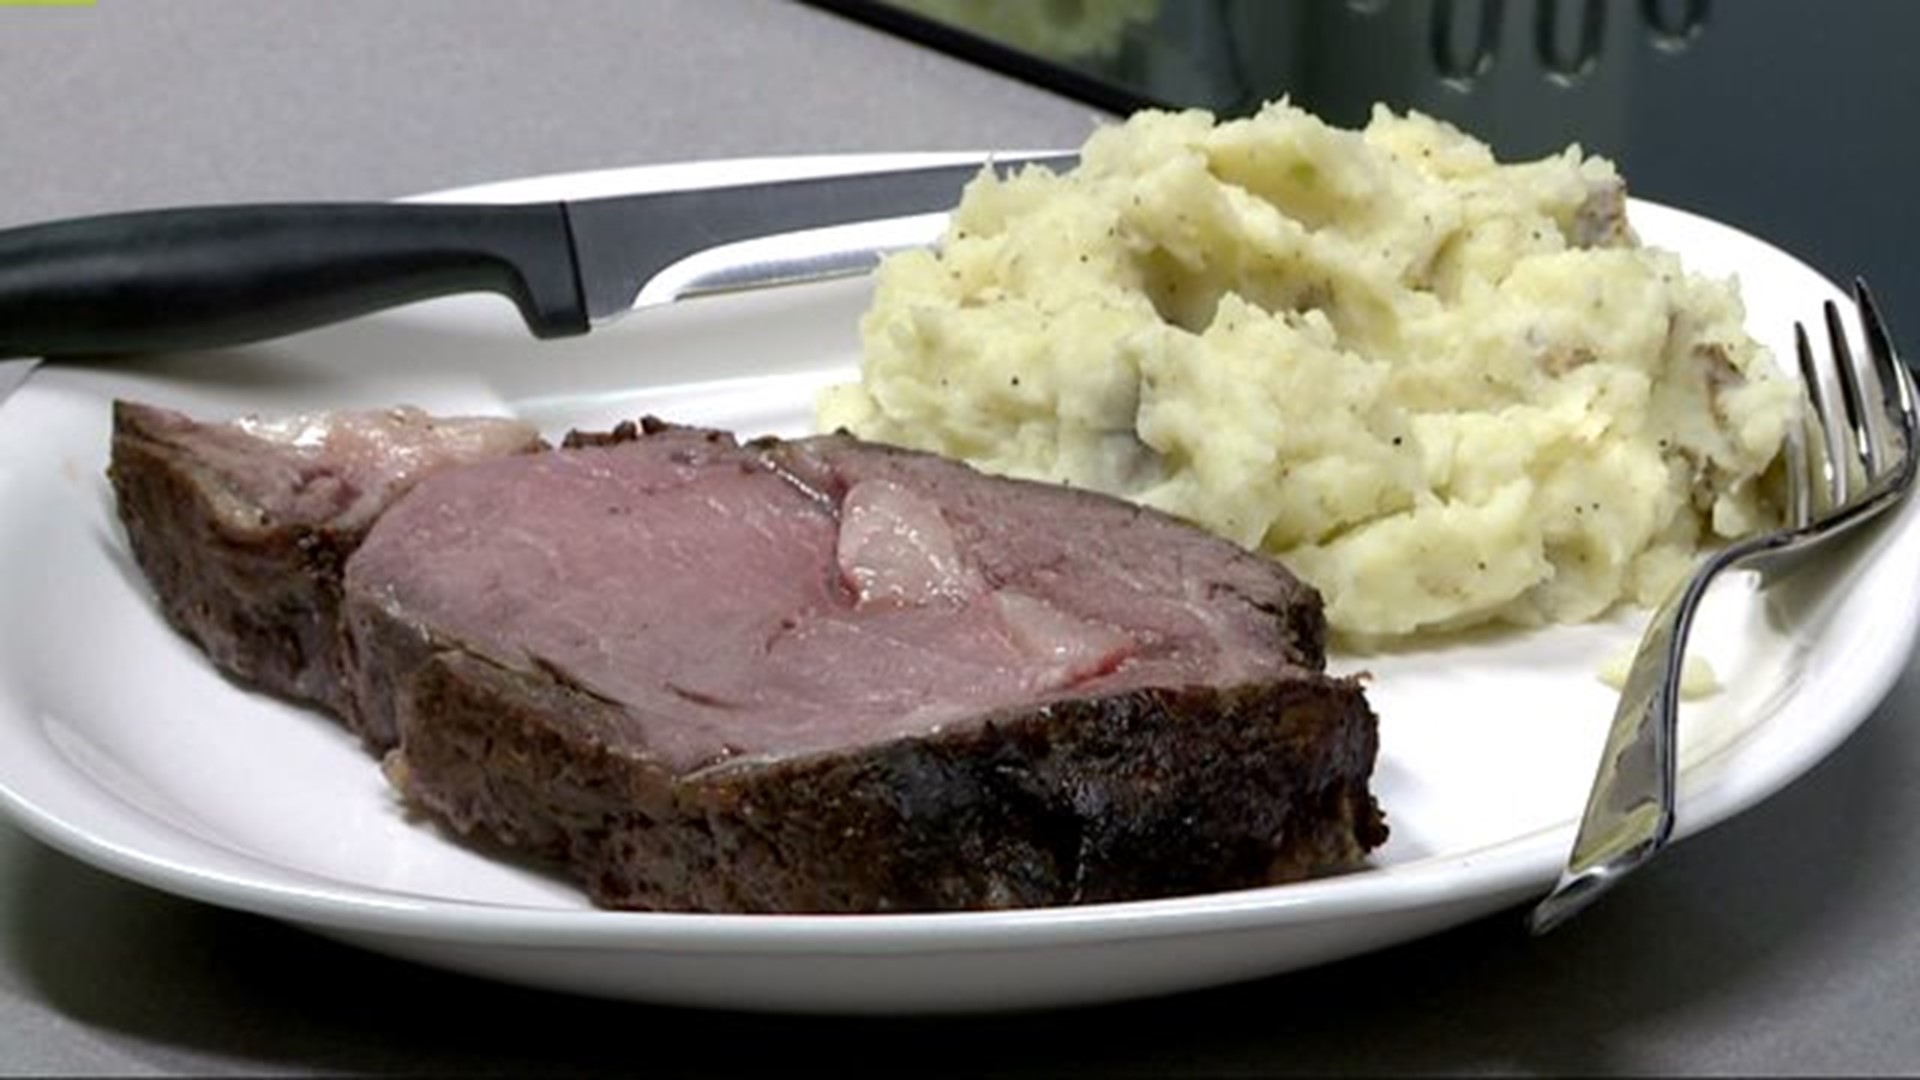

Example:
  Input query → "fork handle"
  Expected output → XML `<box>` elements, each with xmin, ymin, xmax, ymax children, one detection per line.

<box><xmin>0</xmin><ymin>202</ymin><xmax>590</xmax><ymax>359</ymax></box>
<box><xmin>1526</xmin><ymin>559</ymin><xmax>1714</xmax><ymax>933</ymax></box>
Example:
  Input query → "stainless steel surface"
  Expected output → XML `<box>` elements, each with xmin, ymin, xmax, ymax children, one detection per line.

<box><xmin>6</xmin><ymin>1</ymin><xmax>1920</xmax><ymax>1075</ymax></box>
<box><xmin>579</xmin><ymin>151</ymin><xmax>1078</xmax><ymax>319</ymax></box>
<box><xmin>1531</xmin><ymin>283</ymin><xmax>1920</xmax><ymax>934</ymax></box>
<box><xmin>639</xmin><ymin>210</ymin><xmax>950</xmax><ymax>306</ymax></box>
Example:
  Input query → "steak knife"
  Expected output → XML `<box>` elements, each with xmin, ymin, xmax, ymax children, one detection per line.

<box><xmin>0</xmin><ymin>152</ymin><xmax>1076</xmax><ymax>360</ymax></box>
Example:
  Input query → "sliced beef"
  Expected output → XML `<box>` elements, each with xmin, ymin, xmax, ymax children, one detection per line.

<box><xmin>346</xmin><ymin>420</ymin><xmax>1385</xmax><ymax>912</ymax></box>
<box><xmin>111</xmin><ymin>406</ymin><xmax>1387</xmax><ymax>913</ymax></box>
<box><xmin>108</xmin><ymin>401</ymin><xmax>543</xmax><ymax>731</ymax></box>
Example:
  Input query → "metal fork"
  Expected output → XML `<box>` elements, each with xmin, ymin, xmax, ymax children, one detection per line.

<box><xmin>1529</xmin><ymin>280</ymin><xmax>1919</xmax><ymax>934</ymax></box>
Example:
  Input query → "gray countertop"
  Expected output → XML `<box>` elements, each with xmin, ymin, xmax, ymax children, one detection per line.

<box><xmin>3</xmin><ymin>1</ymin><xmax>1918</xmax><ymax>1074</ymax></box>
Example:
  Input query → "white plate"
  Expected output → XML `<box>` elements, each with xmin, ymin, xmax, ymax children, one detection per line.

<box><xmin>0</xmin><ymin>155</ymin><xmax>1913</xmax><ymax>1015</ymax></box>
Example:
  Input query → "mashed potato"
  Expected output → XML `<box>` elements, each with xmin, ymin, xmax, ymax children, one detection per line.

<box><xmin>818</xmin><ymin>101</ymin><xmax>1798</xmax><ymax>642</ymax></box>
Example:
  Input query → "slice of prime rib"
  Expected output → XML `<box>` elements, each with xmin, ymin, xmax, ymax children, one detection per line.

<box><xmin>111</xmin><ymin>407</ymin><xmax>1387</xmax><ymax>913</ymax></box>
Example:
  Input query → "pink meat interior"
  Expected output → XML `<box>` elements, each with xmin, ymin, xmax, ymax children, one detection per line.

<box><xmin>347</xmin><ymin>430</ymin><xmax>1304</xmax><ymax>772</ymax></box>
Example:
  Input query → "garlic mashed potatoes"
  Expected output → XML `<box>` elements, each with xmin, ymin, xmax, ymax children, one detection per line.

<box><xmin>818</xmin><ymin>101</ymin><xmax>1798</xmax><ymax>641</ymax></box>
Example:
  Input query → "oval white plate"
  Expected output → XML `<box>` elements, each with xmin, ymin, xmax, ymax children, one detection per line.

<box><xmin>0</xmin><ymin>155</ymin><xmax>1912</xmax><ymax>1015</ymax></box>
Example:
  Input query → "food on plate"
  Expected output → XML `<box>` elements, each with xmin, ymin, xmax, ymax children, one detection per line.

<box><xmin>1599</xmin><ymin>646</ymin><xmax>1720</xmax><ymax>700</ymax></box>
<box><xmin>819</xmin><ymin>100</ymin><xmax>1800</xmax><ymax>641</ymax></box>
<box><xmin>110</xmin><ymin>405</ymin><xmax>1386</xmax><ymax>913</ymax></box>
<box><xmin>108</xmin><ymin>401</ymin><xmax>544</xmax><ymax>723</ymax></box>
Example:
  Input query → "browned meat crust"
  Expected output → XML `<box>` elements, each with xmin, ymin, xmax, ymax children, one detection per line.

<box><xmin>380</xmin><ymin>640</ymin><xmax>1383</xmax><ymax>913</ymax></box>
<box><xmin>110</xmin><ymin>401</ymin><xmax>374</xmax><ymax>721</ymax></box>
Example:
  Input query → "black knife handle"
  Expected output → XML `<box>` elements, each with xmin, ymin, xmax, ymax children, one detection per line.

<box><xmin>0</xmin><ymin>201</ymin><xmax>590</xmax><ymax>358</ymax></box>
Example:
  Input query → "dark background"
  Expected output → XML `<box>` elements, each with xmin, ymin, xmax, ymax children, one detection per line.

<box><xmin>812</xmin><ymin>0</ymin><xmax>1920</xmax><ymax>347</ymax></box>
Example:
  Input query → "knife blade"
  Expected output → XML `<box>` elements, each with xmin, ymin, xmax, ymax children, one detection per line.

<box><xmin>0</xmin><ymin>359</ymin><xmax>37</xmax><ymax>408</ymax></box>
<box><xmin>0</xmin><ymin>152</ymin><xmax>1076</xmax><ymax>360</ymax></box>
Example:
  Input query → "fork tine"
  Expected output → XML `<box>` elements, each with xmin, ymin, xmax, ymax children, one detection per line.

<box><xmin>1855</xmin><ymin>279</ymin><xmax>1919</xmax><ymax>467</ymax></box>
<box><xmin>1796</xmin><ymin>320</ymin><xmax>1849</xmax><ymax>510</ymax></box>
<box><xmin>1782</xmin><ymin>402</ymin><xmax>1814</xmax><ymax>529</ymax></box>
<box><xmin>1856</xmin><ymin>279</ymin><xmax>1897</xmax><ymax>365</ymax></box>
<box><xmin>1827</xmin><ymin>297</ymin><xmax>1881</xmax><ymax>482</ymax></box>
